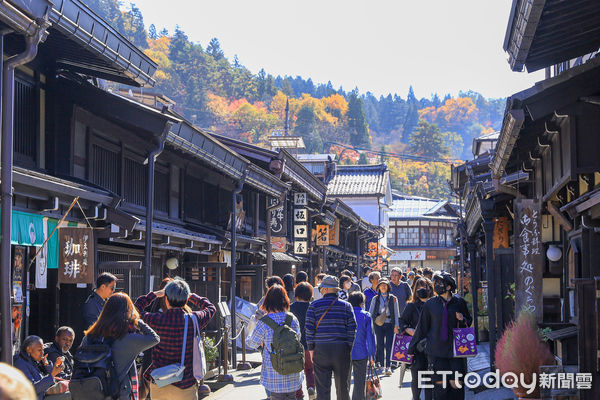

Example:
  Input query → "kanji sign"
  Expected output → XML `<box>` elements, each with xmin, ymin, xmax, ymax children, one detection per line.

<box><xmin>294</xmin><ymin>192</ymin><xmax>307</xmax><ymax>206</ymax></box>
<box><xmin>59</xmin><ymin>227</ymin><xmax>94</xmax><ymax>284</ymax></box>
<box><xmin>294</xmin><ymin>225</ymin><xmax>308</xmax><ymax>239</ymax></box>
<box><xmin>493</xmin><ymin>217</ymin><xmax>509</xmax><ymax>249</ymax></box>
<box><xmin>328</xmin><ymin>219</ymin><xmax>340</xmax><ymax>245</ymax></box>
<box><xmin>268</xmin><ymin>196</ymin><xmax>287</xmax><ymax>236</ymax></box>
<box><xmin>514</xmin><ymin>199</ymin><xmax>543</xmax><ymax>322</ymax></box>
<box><xmin>294</xmin><ymin>241</ymin><xmax>308</xmax><ymax>255</ymax></box>
<box><xmin>316</xmin><ymin>225</ymin><xmax>329</xmax><ymax>246</ymax></box>
<box><xmin>294</xmin><ymin>208</ymin><xmax>307</xmax><ymax>222</ymax></box>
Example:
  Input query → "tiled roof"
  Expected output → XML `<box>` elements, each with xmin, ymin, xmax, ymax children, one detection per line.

<box><xmin>389</xmin><ymin>194</ymin><xmax>458</xmax><ymax>219</ymax></box>
<box><xmin>327</xmin><ymin>164</ymin><xmax>388</xmax><ymax>197</ymax></box>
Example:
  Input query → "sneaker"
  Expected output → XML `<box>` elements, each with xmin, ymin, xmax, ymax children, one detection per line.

<box><xmin>385</xmin><ymin>368</ymin><xmax>392</xmax><ymax>376</ymax></box>
<box><xmin>307</xmin><ymin>387</ymin><xmax>316</xmax><ymax>400</ymax></box>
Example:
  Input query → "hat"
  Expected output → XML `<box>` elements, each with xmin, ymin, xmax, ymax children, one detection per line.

<box><xmin>318</xmin><ymin>275</ymin><xmax>341</xmax><ymax>290</ymax></box>
<box><xmin>377</xmin><ymin>278</ymin><xmax>392</xmax><ymax>292</ymax></box>
<box><xmin>408</xmin><ymin>271</ymin><xmax>415</xmax><ymax>276</ymax></box>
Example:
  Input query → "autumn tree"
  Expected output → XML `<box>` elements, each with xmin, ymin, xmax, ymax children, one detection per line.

<box><xmin>409</xmin><ymin>120</ymin><xmax>451</xmax><ymax>159</ymax></box>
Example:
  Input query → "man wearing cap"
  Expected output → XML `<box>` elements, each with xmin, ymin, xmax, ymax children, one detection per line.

<box><xmin>305</xmin><ymin>275</ymin><xmax>356</xmax><ymax>400</ymax></box>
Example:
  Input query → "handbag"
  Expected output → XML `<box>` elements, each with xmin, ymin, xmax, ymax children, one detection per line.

<box><xmin>390</xmin><ymin>334</ymin><xmax>413</xmax><ymax>363</ymax></box>
<box><xmin>365</xmin><ymin>363</ymin><xmax>382</xmax><ymax>399</ymax></box>
<box><xmin>453</xmin><ymin>326</ymin><xmax>477</xmax><ymax>358</ymax></box>
<box><xmin>374</xmin><ymin>296</ymin><xmax>388</xmax><ymax>327</ymax></box>
<box><xmin>150</xmin><ymin>314</ymin><xmax>189</xmax><ymax>387</ymax></box>
<box><xmin>189</xmin><ymin>313</ymin><xmax>207</xmax><ymax>380</ymax></box>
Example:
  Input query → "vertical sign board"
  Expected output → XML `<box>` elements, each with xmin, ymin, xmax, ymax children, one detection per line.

<box><xmin>329</xmin><ymin>219</ymin><xmax>340</xmax><ymax>245</ymax></box>
<box><xmin>269</xmin><ymin>196</ymin><xmax>287</xmax><ymax>237</ymax></box>
<box><xmin>316</xmin><ymin>225</ymin><xmax>329</xmax><ymax>246</ymax></box>
<box><xmin>294</xmin><ymin>192</ymin><xmax>307</xmax><ymax>206</ymax></box>
<box><xmin>58</xmin><ymin>227</ymin><xmax>95</xmax><ymax>284</ymax></box>
<box><xmin>513</xmin><ymin>199</ymin><xmax>543</xmax><ymax>322</ymax></box>
<box><xmin>493</xmin><ymin>217</ymin><xmax>509</xmax><ymax>249</ymax></box>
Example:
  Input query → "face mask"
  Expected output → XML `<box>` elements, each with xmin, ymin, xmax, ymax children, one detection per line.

<box><xmin>416</xmin><ymin>288</ymin><xmax>429</xmax><ymax>299</ymax></box>
<box><xmin>345</xmin><ymin>282</ymin><xmax>351</xmax><ymax>290</ymax></box>
<box><xmin>434</xmin><ymin>282</ymin><xmax>447</xmax><ymax>295</ymax></box>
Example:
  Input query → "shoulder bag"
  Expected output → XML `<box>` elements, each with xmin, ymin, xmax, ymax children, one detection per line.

<box><xmin>189</xmin><ymin>313</ymin><xmax>207</xmax><ymax>381</ymax></box>
<box><xmin>150</xmin><ymin>314</ymin><xmax>189</xmax><ymax>388</ymax></box>
<box><xmin>374</xmin><ymin>296</ymin><xmax>388</xmax><ymax>327</ymax></box>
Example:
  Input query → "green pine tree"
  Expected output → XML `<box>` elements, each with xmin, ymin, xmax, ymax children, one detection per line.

<box><xmin>347</xmin><ymin>90</ymin><xmax>371</xmax><ymax>149</ymax></box>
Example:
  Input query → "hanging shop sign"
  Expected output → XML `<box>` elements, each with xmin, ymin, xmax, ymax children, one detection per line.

<box><xmin>390</xmin><ymin>250</ymin><xmax>426</xmax><ymax>261</ymax></box>
<box><xmin>316</xmin><ymin>225</ymin><xmax>329</xmax><ymax>246</ymax></box>
<box><xmin>294</xmin><ymin>241</ymin><xmax>308</xmax><ymax>255</ymax></box>
<box><xmin>269</xmin><ymin>196</ymin><xmax>287</xmax><ymax>236</ymax></box>
<box><xmin>294</xmin><ymin>208</ymin><xmax>307</xmax><ymax>222</ymax></box>
<box><xmin>294</xmin><ymin>225</ymin><xmax>308</xmax><ymax>239</ymax></box>
<box><xmin>294</xmin><ymin>192</ymin><xmax>307</xmax><ymax>206</ymax></box>
<box><xmin>514</xmin><ymin>199</ymin><xmax>543</xmax><ymax>322</ymax></box>
<box><xmin>271</xmin><ymin>237</ymin><xmax>287</xmax><ymax>253</ymax></box>
<box><xmin>328</xmin><ymin>218</ymin><xmax>340</xmax><ymax>246</ymax></box>
<box><xmin>493</xmin><ymin>217</ymin><xmax>510</xmax><ymax>249</ymax></box>
<box><xmin>58</xmin><ymin>227</ymin><xmax>95</xmax><ymax>284</ymax></box>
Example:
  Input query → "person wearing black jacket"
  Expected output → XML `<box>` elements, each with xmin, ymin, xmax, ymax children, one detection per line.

<box><xmin>407</xmin><ymin>272</ymin><xmax>472</xmax><ymax>400</ymax></box>
<box><xmin>399</xmin><ymin>277</ymin><xmax>434</xmax><ymax>400</ymax></box>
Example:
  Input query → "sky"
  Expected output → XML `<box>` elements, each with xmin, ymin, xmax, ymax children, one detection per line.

<box><xmin>133</xmin><ymin>0</ymin><xmax>544</xmax><ymax>100</ymax></box>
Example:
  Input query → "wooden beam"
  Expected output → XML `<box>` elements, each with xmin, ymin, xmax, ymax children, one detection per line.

<box><xmin>547</xmin><ymin>201</ymin><xmax>573</xmax><ymax>232</ymax></box>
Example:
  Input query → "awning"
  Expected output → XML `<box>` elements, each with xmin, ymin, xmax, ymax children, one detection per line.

<box><xmin>271</xmin><ymin>252</ymin><xmax>300</xmax><ymax>263</ymax></box>
<box><xmin>0</xmin><ymin>210</ymin><xmax>43</xmax><ymax>246</ymax></box>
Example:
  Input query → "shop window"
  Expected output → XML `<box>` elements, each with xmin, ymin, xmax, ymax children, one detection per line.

<box><xmin>387</xmin><ymin>228</ymin><xmax>396</xmax><ymax>246</ymax></box>
<box><xmin>240</xmin><ymin>276</ymin><xmax>252</xmax><ymax>301</ymax></box>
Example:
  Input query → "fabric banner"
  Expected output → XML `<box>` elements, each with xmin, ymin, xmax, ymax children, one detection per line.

<box><xmin>58</xmin><ymin>227</ymin><xmax>94</xmax><ymax>284</ymax></box>
<box><xmin>0</xmin><ymin>210</ymin><xmax>43</xmax><ymax>245</ymax></box>
<box><xmin>35</xmin><ymin>219</ymin><xmax>48</xmax><ymax>289</ymax></box>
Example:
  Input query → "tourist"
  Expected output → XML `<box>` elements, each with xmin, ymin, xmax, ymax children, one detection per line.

<box><xmin>0</xmin><ymin>362</ymin><xmax>36</xmax><ymax>400</ymax></box>
<box><xmin>290</xmin><ymin>282</ymin><xmax>316</xmax><ymax>400</ymax></box>
<box><xmin>80</xmin><ymin>292</ymin><xmax>159</xmax><ymax>400</ymax></box>
<box><xmin>407</xmin><ymin>272</ymin><xmax>472</xmax><ymax>400</ymax></box>
<box><xmin>389</xmin><ymin>267</ymin><xmax>412</xmax><ymax>318</ymax></box>
<box><xmin>44</xmin><ymin>327</ymin><xmax>74</xmax><ymax>380</ymax></box>
<box><xmin>135</xmin><ymin>278</ymin><xmax>216</xmax><ymax>399</ymax></box>
<box><xmin>338</xmin><ymin>275</ymin><xmax>352</xmax><ymax>301</ymax></box>
<box><xmin>348</xmin><ymin>292</ymin><xmax>375</xmax><ymax>400</ymax></box>
<box><xmin>296</xmin><ymin>271</ymin><xmax>308</xmax><ymax>285</ymax></box>
<box><xmin>82</xmin><ymin>272</ymin><xmax>117</xmax><ymax>329</ymax></box>
<box><xmin>247</xmin><ymin>284</ymin><xmax>304</xmax><ymax>400</ymax></box>
<box><xmin>283</xmin><ymin>274</ymin><xmax>296</xmax><ymax>303</ymax></box>
<box><xmin>422</xmin><ymin>267</ymin><xmax>433</xmax><ymax>281</ymax></box>
<box><xmin>363</xmin><ymin>271</ymin><xmax>380</xmax><ymax>310</ymax></box>
<box><xmin>340</xmin><ymin>270</ymin><xmax>360</xmax><ymax>293</ymax></box>
<box><xmin>13</xmin><ymin>335</ymin><xmax>65</xmax><ymax>400</ymax></box>
<box><xmin>368</xmin><ymin>278</ymin><xmax>400</xmax><ymax>375</ymax></box>
<box><xmin>305</xmin><ymin>275</ymin><xmax>356</xmax><ymax>400</ymax></box>
<box><xmin>360</xmin><ymin>267</ymin><xmax>372</xmax><ymax>291</ymax></box>
<box><xmin>313</xmin><ymin>273</ymin><xmax>326</xmax><ymax>301</ymax></box>
<box><xmin>399</xmin><ymin>277</ymin><xmax>434</xmax><ymax>400</ymax></box>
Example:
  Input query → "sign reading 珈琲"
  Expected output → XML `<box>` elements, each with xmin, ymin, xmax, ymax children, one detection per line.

<box><xmin>513</xmin><ymin>199</ymin><xmax>543</xmax><ymax>322</ymax></box>
<box><xmin>58</xmin><ymin>227</ymin><xmax>94</xmax><ymax>284</ymax></box>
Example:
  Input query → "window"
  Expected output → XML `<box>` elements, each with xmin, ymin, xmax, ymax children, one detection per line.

<box><xmin>14</xmin><ymin>75</ymin><xmax>37</xmax><ymax>166</ymax></box>
<box><xmin>184</xmin><ymin>173</ymin><xmax>203</xmax><ymax>222</ymax></box>
<box><xmin>422</xmin><ymin>227</ymin><xmax>432</xmax><ymax>246</ymax></box>
<box><xmin>91</xmin><ymin>144</ymin><xmax>120</xmax><ymax>194</ymax></box>
<box><xmin>387</xmin><ymin>229</ymin><xmax>396</xmax><ymax>246</ymax></box>
<box><xmin>154</xmin><ymin>169</ymin><xmax>169</xmax><ymax>213</ymax></box>
<box><xmin>124</xmin><ymin>158</ymin><xmax>147</xmax><ymax>207</ymax></box>
<box><xmin>438</xmin><ymin>229</ymin><xmax>446</xmax><ymax>247</ymax></box>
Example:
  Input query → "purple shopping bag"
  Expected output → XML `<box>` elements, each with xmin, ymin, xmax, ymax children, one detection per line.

<box><xmin>453</xmin><ymin>327</ymin><xmax>477</xmax><ymax>357</ymax></box>
<box><xmin>391</xmin><ymin>334</ymin><xmax>413</xmax><ymax>364</ymax></box>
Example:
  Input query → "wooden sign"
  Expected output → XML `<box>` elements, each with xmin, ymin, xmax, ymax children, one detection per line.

<box><xmin>269</xmin><ymin>196</ymin><xmax>287</xmax><ymax>236</ymax></box>
<box><xmin>513</xmin><ymin>199</ymin><xmax>543</xmax><ymax>322</ymax></box>
<box><xmin>294</xmin><ymin>208</ymin><xmax>307</xmax><ymax>222</ymax></box>
<box><xmin>316</xmin><ymin>225</ymin><xmax>329</xmax><ymax>246</ymax></box>
<box><xmin>271</xmin><ymin>237</ymin><xmax>287</xmax><ymax>253</ymax></box>
<box><xmin>294</xmin><ymin>192</ymin><xmax>307</xmax><ymax>206</ymax></box>
<box><xmin>493</xmin><ymin>217</ymin><xmax>509</xmax><ymax>249</ymax></box>
<box><xmin>294</xmin><ymin>225</ymin><xmax>308</xmax><ymax>239</ymax></box>
<box><xmin>294</xmin><ymin>241</ymin><xmax>307</xmax><ymax>255</ymax></box>
<box><xmin>58</xmin><ymin>227</ymin><xmax>94</xmax><ymax>284</ymax></box>
<box><xmin>329</xmin><ymin>219</ymin><xmax>340</xmax><ymax>245</ymax></box>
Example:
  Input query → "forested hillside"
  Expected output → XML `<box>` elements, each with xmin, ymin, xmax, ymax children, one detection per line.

<box><xmin>87</xmin><ymin>1</ymin><xmax>505</xmax><ymax>199</ymax></box>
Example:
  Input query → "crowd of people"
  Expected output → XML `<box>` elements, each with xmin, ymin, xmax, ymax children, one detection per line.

<box><xmin>2</xmin><ymin>265</ymin><xmax>472</xmax><ymax>400</ymax></box>
<box><xmin>247</xmin><ymin>266</ymin><xmax>472</xmax><ymax>400</ymax></box>
<box><xmin>5</xmin><ymin>272</ymin><xmax>216</xmax><ymax>400</ymax></box>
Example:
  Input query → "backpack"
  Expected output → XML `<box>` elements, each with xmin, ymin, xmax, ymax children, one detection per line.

<box><xmin>260</xmin><ymin>313</ymin><xmax>305</xmax><ymax>375</ymax></box>
<box><xmin>69</xmin><ymin>337</ymin><xmax>125</xmax><ymax>400</ymax></box>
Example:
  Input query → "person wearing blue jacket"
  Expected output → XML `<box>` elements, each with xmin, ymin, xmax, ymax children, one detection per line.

<box><xmin>14</xmin><ymin>336</ymin><xmax>65</xmax><ymax>400</ymax></box>
<box><xmin>348</xmin><ymin>292</ymin><xmax>376</xmax><ymax>400</ymax></box>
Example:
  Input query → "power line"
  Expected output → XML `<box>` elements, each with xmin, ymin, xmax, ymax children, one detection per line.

<box><xmin>323</xmin><ymin>141</ymin><xmax>457</xmax><ymax>164</ymax></box>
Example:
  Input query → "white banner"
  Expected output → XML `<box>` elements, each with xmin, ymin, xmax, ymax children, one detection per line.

<box><xmin>35</xmin><ymin>219</ymin><xmax>48</xmax><ymax>289</ymax></box>
<box><xmin>390</xmin><ymin>250</ymin><xmax>426</xmax><ymax>261</ymax></box>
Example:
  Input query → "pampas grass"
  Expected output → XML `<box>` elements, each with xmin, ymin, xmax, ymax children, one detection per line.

<box><xmin>495</xmin><ymin>312</ymin><xmax>554</xmax><ymax>398</ymax></box>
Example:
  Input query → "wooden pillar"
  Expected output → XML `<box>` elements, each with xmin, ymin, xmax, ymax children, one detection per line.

<box><xmin>481</xmin><ymin>199</ymin><xmax>496</xmax><ymax>367</ymax></box>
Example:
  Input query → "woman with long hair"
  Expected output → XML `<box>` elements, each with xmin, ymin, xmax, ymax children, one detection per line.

<box><xmin>400</xmin><ymin>277</ymin><xmax>434</xmax><ymax>400</ymax></box>
<box><xmin>82</xmin><ymin>292</ymin><xmax>159</xmax><ymax>400</ymax></box>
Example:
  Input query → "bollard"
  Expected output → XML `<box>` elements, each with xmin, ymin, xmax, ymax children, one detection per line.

<box><xmin>218</xmin><ymin>325</ymin><xmax>233</xmax><ymax>382</ymax></box>
<box><xmin>237</xmin><ymin>325</ymin><xmax>252</xmax><ymax>370</ymax></box>
<box><xmin>198</xmin><ymin>332</ymin><xmax>211</xmax><ymax>395</ymax></box>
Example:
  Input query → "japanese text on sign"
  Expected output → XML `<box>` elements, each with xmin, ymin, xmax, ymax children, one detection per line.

<box><xmin>294</xmin><ymin>192</ymin><xmax>307</xmax><ymax>206</ymax></box>
<box><xmin>316</xmin><ymin>225</ymin><xmax>329</xmax><ymax>246</ymax></box>
<box><xmin>59</xmin><ymin>227</ymin><xmax>94</xmax><ymax>284</ymax></box>
<box><xmin>294</xmin><ymin>208</ymin><xmax>307</xmax><ymax>222</ymax></box>
<box><xmin>294</xmin><ymin>241</ymin><xmax>307</xmax><ymax>255</ymax></box>
<box><xmin>514</xmin><ymin>199</ymin><xmax>543</xmax><ymax>321</ymax></box>
<box><xmin>269</xmin><ymin>196</ymin><xmax>287</xmax><ymax>236</ymax></box>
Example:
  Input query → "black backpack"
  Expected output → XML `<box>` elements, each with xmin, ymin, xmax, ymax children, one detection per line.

<box><xmin>69</xmin><ymin>337</ymin><xmax>125</xmax><ymax>400</ymax></box>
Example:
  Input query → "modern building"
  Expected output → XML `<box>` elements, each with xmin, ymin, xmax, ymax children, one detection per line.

<box><xmin>387</xmin><ymin>192</ymin><xmax>459</xmax><ymax>271</ymax></box>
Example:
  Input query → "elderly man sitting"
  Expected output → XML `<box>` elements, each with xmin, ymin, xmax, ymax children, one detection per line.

<box><xmin>44</xmin><ymin>327</ymin><xmax>74</xmax><ymax>380</ymax></box>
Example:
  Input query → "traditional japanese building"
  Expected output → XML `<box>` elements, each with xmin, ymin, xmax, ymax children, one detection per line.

<box><xmin>387</xmin><ymin>191</ymin><xmax>459</xmax><ymax>271</ymax></box>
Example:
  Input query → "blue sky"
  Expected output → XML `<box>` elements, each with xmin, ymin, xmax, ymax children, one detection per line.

<box><xmin>133</xmin><ymin>0</ymin><xmax>544</xmax><ymax>100</ymax></box>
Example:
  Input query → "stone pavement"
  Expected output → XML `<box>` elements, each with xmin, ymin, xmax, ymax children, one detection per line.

<box><xmin>203</xmin><ymin>343</ymin><xmax>517</xmax><ymax>399</ymax></box>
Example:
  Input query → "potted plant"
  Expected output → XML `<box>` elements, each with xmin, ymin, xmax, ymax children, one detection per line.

<box><xmin>204</xmin><ymin>336</ymin><xmax>219</xmax><ymax>370</ymax></box>
<box><xmin>477</xmin><ymin>315</ymin><xmax>489</xmax><ymax>342</ymax></box>
<box><xmin>495</xmin><ymin>312</ymin><xmax>554</xmax><ymax>399</ymax></box>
